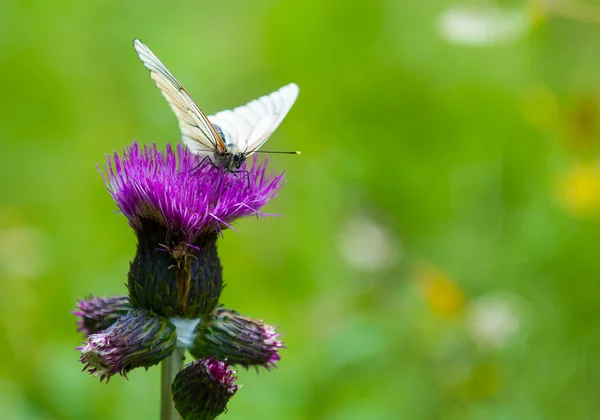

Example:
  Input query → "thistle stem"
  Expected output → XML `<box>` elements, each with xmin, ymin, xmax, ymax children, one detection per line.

<box><xmin>161</xmin><ymin>348</ymin><xmax>184</xmax><ymax>420</ymax></box>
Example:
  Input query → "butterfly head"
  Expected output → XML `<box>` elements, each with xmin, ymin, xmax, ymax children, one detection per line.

<box><xmin>214</xmin><ymin>147</ymin><xmax>247</xmax><ymax>171</ymax></box>
<box><xmin>232</xmin><ymin>152</ymin><xmax>246</xmax><ymax>169</ymax></box>
<box><xmin>223</xmin><ymin>141</ymin><xmax>248</xmax><ymax>169</ymax></box>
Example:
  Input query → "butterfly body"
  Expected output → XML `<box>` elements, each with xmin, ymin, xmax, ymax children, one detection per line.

<box><xmin>214</xmin><ymin>149</ymin><xmax>246</xmax><ymax>171</ymax></box>
<box><xmin>133</xmin><ymin>39</ymin><xmax>299</xmax><ymax>171</ymax></box>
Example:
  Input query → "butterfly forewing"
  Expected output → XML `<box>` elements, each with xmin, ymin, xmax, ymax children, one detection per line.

<box><xmin>133</xmin><ymin>39</ymin><xmax>226</xmax><ymax>154</ymax></box>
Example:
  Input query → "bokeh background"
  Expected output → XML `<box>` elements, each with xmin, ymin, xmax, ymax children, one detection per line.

<box><xmin>2</xmin><ymin>0</ymin><xmax>600</xmax><ymax>418</ymax></box>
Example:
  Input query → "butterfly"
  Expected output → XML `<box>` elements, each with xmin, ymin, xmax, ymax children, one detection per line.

<box><xmin>133</xmin><ymin>39</ymin><xmax>300</xmax><ymax>173</ymax></box>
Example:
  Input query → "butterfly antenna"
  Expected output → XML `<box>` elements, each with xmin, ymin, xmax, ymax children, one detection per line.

<box><xmin>255</xmin><ymin>150</ymin><xmax>301</xmax><ymax>155</ymax></box>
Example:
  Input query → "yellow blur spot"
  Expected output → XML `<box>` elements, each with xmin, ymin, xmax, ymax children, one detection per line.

<box><xmin>416</xmin><ymin>266</ymin><xmax>466</xmax><ymax>319</ymax></box>
<box><xmin>556</xmin><ymin>163</ymin><xmax>600</xmax><ymax>218</ymax></box>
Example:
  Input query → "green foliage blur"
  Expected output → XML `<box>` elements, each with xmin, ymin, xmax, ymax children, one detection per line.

<box><xmin>2</xmin><ymin>0</ymin><xmax>600</xmax><ymax>418</ymax></box>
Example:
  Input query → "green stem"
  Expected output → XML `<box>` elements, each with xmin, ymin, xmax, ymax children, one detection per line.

<box><xmin>161</xmin><ymin>348</ymin><xmax>184</xmax><ymax>420</ymax></box>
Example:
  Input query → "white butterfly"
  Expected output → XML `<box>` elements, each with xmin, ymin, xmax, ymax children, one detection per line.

<box><xmin>133</xmin><ymin>39</ymin><xmax>300</xmax><ymax>172</ymax></box>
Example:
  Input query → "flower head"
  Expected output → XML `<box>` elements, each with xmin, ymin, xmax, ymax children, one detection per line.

<box><xmin>79</xmin><ymin>308</ymin><xmax>176</xmax><ymax>381</ymax></box>
<box><xmin>172</xmin><ymin>358</ymin><xmax>239</xmax><ymax>420</ymax></box>
<box><xmin>191</xmin><ymin>308</ymin><xmax>284</xmax><ymax>370</ymax></box>
<box><xmin>100</xmin><ymin>142</ymin><xmax>284</xmax><ymax>318</ymax></box>
<box><xmin>101</xmin><ymin>142</ymin><xmax>284</xmax><ymax>243</ymax></box>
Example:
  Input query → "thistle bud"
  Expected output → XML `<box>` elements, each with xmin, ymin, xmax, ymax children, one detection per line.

<box><xmin>191</xmin><ymin>309</ymin><xmax>284</xmax><ymax>370</ymax></box>
<box><xmin>79</xmin><ymin>308</ymin><xmax>176</xmax><ymax>381</ymax></box>
<box><xmin>74</xmin><ymin>295</ymin><xmax>132</xmax><ymax>335</ymax></box>
<box><xmin>172</xmin><ymin>358</ymin><xmax>239</xmax><ymax>420</ymax></box>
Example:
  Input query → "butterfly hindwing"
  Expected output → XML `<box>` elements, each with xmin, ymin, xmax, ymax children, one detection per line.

<box><xmin>209</xmin><ymin>83</ymin><xmax>299</xmax><ymax>155</ymax></box>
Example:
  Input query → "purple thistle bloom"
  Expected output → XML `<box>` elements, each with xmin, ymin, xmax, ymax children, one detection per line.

<box><xmin>74</xmin><ymin>295</ymin><xmax>132</xmax><ymax>336</ymax></box>
<box><xmin>172</xmin><ymin>358</ymin><xmax>239</xmax><ymax>420</ymax></box>
<box><xmin>191</xmin><ymin>308</ymin><xmax>284</xmax><ymax>370</ymax></box>
<box><xmin>101</xmin><ymin>142</ymin><xmax>284</xmax><ymax>242</ymax></box>
<box><xmin>79</xmin><ymin>308</ymin><xmax>176</xmax><ymax>381</ymax></box>
<box><xmin>98</xmin><ymin>142</ymin><xmax>285</xmax><ymax>318</ymax></box>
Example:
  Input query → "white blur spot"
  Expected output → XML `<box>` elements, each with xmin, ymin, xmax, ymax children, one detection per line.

<box><xmin>170</xmin><ymin>317</ymin><xmax>201</xmax><ymax>349</ymax></box>
<box><xmin>467</xmin><ymin>291</ymin><xmax>523</xmax><ymax>349</ymax></box>
<box><xmin>438</xmin><ymin>4</ymin><xmax>528</xmax><ymax>47</ymax></box>
<box><xmin>339</xmin><ymin>216</ymin><xmax>398</xmax><ymax>271</ymax></box>
<box><xmin>0</xmin><ymin>226</ymin><xmax>48</xmax><ymax>279</ymax></box>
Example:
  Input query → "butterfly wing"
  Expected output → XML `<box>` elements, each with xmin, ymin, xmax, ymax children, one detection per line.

<box><xmin>133</xmin><ymin>39</ymin><xmax>226</xmax><ymax>155</ymax></box>
<box><xmin>208</xmin><ymin>83</ymin><xmax>299</xmax><ymax>155</ymax></box>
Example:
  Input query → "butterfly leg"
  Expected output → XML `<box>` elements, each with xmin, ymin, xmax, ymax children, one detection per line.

<box><xmin>230</xmin><ymin>169</ymin><xmax>251</xmax><ymax>189</ymax></box>
<box><xmin>189</xmin><ymin>156</ymin><xmax>209</xmax><ymax>174</ymax></box>
<box><xmin>190</xmin><ymin>156</ymin><xmax>219</xmax><ymax>175</ymax></box>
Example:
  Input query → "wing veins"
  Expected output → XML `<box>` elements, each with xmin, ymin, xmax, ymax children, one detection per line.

<box><xmin>134</xmin><ymin>39</ymin><xmax>227</xmax><ymax>153</ymax></box>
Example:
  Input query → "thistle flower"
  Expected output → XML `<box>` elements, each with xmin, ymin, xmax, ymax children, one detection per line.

<box><xmin>191</xmin><ymin>308</ymin><xmax>284</xmax><ymax>370</ymax></box>
<box><xmin>172</xmin><ymin>358</ymin><xmax>239</xmax><ymax>420</ymax></box>
<box><xmin>74</xmin><ymin>295</ymin><xmax>132</xmax><ymax>335</ymax></box>
<box><xmin>79</xmin><ymin>308</ymin><xmax>177</xmax><ymax>381</ymax></box>
<box><xmin>100</xmin><ymin>142</ymin><xmax>284</xmax><ymax>318</ymax></box>
<box><xmin>77</xmin><ymin>141</ymin><xmax>288</xmax><ymax>417</ymax></box>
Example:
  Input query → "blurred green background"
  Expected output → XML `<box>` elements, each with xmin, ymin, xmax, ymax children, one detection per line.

<box><xmin>3</xmin><ymin>0</ymin><xmax>600</xmax><ymax>418</ymax></box>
